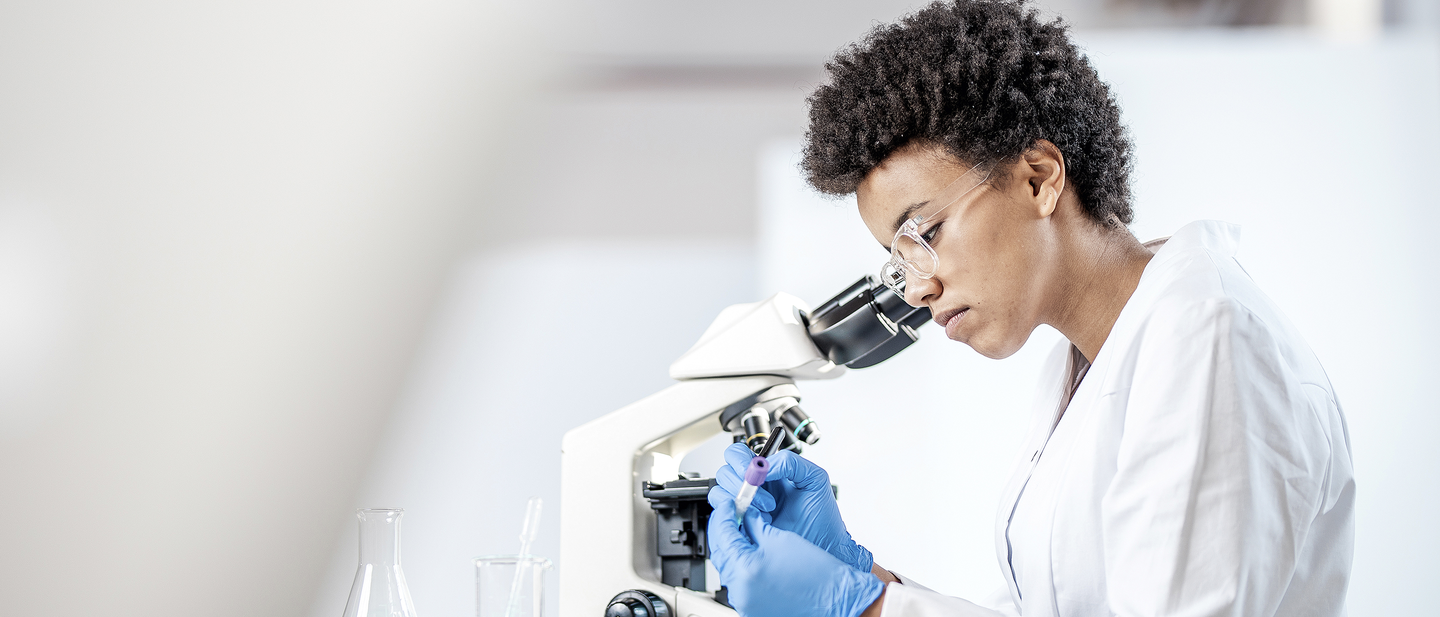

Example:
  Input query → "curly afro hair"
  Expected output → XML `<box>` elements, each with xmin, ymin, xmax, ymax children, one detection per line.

<box><xmin>802</xmin><ymin>0</ymin><xmax>1134</xmax><ymax>225</ymax></box>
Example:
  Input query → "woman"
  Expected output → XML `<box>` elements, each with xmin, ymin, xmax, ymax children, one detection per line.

<box><xmin>705</xmin><ymin>2</ymin><xmax>1355</xmax><ymax>617</ymax></box>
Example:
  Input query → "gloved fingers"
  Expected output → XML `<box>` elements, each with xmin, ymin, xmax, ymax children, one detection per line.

<box><xmin>764</xmin><ymin>450</ymin><xmax>832</xmax><ymax>493</ymax></box>
<box><xmin>723</xmin><ymin>442</ymin><xmax>755</xmax><ymax>472</ymax></box>
<box><xmin>708</xmin><ymin>484</ymin><xmax>771</xmax><ymax>528</ymax></box>
<box><xmin>714</xmin><ymin>465</ymin><xmax>740</xmax><ymax>495</ymax></box>
<box><xmin>751</xmin><ymin>486</ymin><xmax>777</xmax><ymax>512</ymax></box>
<box><xmin>747</xmin><ymin>510</ymin><xmax>807</xmax><ymax>549</ymax></box>
<box><xmin>706</xmin><ymin>490</ymin><xmax>757</xmax><ymax>570</ymax></box>
<box><xmin>707</xmin><ymin>484</ymin><xmax>734</xmax><ymax>512</ymax></box>
<box><xmin>739</xmin><ymin>503</ymin><xmax>768</xmax><ymax>542</ymax></box>
<box><xmin>715</xmin><ymin>464</ymin><xmax>777</xmax><ymax>512</ymax></box>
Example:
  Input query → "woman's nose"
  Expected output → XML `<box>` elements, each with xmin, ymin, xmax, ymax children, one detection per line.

<box><xmin>903</xmin><ymin>275</ymin><xmax>939</xmax><ymax>308</ymax></box>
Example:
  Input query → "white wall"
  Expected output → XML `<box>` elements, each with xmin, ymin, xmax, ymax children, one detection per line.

<box><xmin>757</xmin><ymin>32</ymin><xmax>1440</xmax><ymax>615</ymax></box>
<box><xmin>0</xmin><ymin>2</ymin><xmax>557</xmax><ymax>615</ymax></box>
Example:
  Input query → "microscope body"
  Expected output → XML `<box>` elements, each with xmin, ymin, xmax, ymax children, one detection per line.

<box><xmin>558</xmin><ymin>277</ymin><xmax>929</xmax><ymax>617</ymax></box>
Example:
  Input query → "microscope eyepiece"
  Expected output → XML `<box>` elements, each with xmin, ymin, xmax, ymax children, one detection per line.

<box><xmin>806</xmin><ymin>275</ymin><xmax>931</xmax><ymax>369</ymax></box>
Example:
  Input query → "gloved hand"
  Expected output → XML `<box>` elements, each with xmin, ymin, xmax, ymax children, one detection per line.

<box><xmin>707</xmin><ymin>488</ymin><xmax>884</xmax><ymax>617</ymax></box>
<box><xmin>714</xmin><ymin>443</ymin><xmax>874</xmax><ymax>573</ymax></box>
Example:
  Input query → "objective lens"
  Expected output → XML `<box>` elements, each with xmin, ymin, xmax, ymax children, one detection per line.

<box><xmin>779</xmin><ymin>405</ymin><xmax>821</xmax><ymax>445</ymax></box>
<box><xmin>739</xmin><ymin>409</ymin><xmax>770</xmax><ymax>452</ymax></box>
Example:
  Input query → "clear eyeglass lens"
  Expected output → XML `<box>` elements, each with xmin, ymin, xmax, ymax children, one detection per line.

<box><xmin>880</xmin><ymin>260</ymin><xmax>906</xmax><ymax>294</ymax></box>
<box><xmin>894</xmin><ymin>234</ymin><xmax>937</xmax><ymax>276</ymax></box>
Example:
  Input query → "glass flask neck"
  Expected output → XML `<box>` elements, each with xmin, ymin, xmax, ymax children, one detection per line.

<box><xmin>357</xmin><ymin>509</ymin><xmax>403</xmax><ymax>566</ymax></box>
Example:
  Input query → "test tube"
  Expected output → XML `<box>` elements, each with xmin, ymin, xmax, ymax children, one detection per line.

<box><xmin>733</xmin><ymin>455</ymin><xmax>769</xmax><ymax>527</ymax></box>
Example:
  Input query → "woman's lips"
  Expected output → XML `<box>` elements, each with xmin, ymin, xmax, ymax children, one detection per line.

<box><xmin>934</xmin><ymin>307</ymin><xmax>970</xmax><ymax>339</ymax></box>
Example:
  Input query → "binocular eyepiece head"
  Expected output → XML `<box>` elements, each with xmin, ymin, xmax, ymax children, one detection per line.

<box><xmin>806</xmin><ymin>275</ymin><xmax>931</xmax><ymax>369</ymax></box>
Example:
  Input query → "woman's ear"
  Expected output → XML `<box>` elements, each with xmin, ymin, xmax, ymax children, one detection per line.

<box><xmin>1022</xmin><ymin>141</ymin><xmax>1066</xmax><ymax>219</ymax></box>
<box><xmin>1040</xmin><ymin>186</ymin><xmax>1059</xmax><ymax>217</ymax></box>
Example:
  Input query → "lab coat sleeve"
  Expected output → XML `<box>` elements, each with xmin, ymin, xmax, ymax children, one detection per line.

<box><xmin>1103</xmin><ymin>297</ymin><xmax>1328</xmax><ymax>617</ymax></box>
<box><xmin>879</xmin><ymin>582</ymin><xmax>1016</xmax><ymax>617</ymax></box>
<box><xmin>877</xmin><ymin>574</ymin><xmax>1017</xmax><ymax>617</ymax></box>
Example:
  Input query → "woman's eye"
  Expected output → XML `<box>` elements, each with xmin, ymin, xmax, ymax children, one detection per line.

<box><xmin>921</xmin><ymin>222</ymin><xmax>942</xmax><ymax>244</ymax></box>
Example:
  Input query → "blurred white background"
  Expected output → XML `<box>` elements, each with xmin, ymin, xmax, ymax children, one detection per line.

<box><xmin>1</xmin><ymin>1</ymin><xmax>1437</xmax><ymax>616</ymax></box>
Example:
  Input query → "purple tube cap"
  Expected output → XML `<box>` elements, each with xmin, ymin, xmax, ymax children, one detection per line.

<box><xmin>744</xmin><ymin>456</ymin><xmax>769</xmax><ymax>486</ymax></box>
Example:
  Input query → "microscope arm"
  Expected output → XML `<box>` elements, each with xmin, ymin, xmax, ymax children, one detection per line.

<box><xmin>559</xmin><ymin>375</ymin><xmax>794</xmax><ymax>617</ymax></box>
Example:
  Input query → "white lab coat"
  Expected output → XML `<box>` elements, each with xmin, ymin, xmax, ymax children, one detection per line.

<box><xmin>880</xmin><ymin>221</ymin><xmax>1354</xmax><ymax>617</ymax></box>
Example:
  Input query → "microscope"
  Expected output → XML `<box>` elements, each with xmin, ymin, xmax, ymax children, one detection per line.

<box><xmin>558</xmin><ymin>275</ymin><xmax>930</xmax><ymax>617</ymax></box>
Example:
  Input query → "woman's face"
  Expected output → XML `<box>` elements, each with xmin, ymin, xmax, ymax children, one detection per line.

<box><xmin>856</xmin><ymin>144</ymin><xmax>1061</xmax><ymax>359</ymax></box>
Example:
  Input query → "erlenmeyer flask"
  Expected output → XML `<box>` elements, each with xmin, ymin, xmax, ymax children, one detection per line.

<box><xmin>342</xmin><ymin>508</ymin><xmax>419</xmax><ymax>617</ymax></box>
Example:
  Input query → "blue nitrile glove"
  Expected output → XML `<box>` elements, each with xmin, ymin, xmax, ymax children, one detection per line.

<box><xmin>707</xmin><ymin>488</ymin><xmax>884</xmax><ymax>617</ymax></box>
<box><xmin>714</xmin><ymin>443</ymin><xmax>874</xmax><ymax>573</ymax></box>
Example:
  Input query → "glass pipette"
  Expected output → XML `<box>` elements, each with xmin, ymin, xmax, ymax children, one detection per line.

<box><xmin>505</xmin><ymin>496</ymin><xmax>542</xmax><ymax>617</ymax></box>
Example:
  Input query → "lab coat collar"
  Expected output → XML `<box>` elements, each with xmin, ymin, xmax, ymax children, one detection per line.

<box><xmin>1149</xmin><ymin>220</ymin><xmax>1241</xmax><ymax>263</ymax></box>
<box><xmin>1116</xmin><ymin>220</ymin><xmax>1241</xmax><ymax>348</ymax></box>
<box><xmin>1092</xmin><ymin>220</ymin><xmax>1243</xmax><ymax>393</ymax></box>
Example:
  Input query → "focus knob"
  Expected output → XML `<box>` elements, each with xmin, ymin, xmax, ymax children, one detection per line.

<box><xmin>604</xmin><ymin>590</ymin><xmax>670</xmax><ymax>617</ymax></box>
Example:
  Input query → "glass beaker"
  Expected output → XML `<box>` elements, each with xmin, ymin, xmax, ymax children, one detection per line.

<box><xmin>343</xmin><ymin>508</ymin><xmax>419</xmax><ymax>617</ymax></box>
<box><xmin>474</xmin><ymin>555</ymin><xmax>552</xmax><ymax>617</ymax></box>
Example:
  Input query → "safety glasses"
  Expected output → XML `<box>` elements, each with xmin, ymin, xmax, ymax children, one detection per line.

<box><xmin>879</xmin><ymin>163</ymin><xmax>991</xmax><ymax>300</ymax></box>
